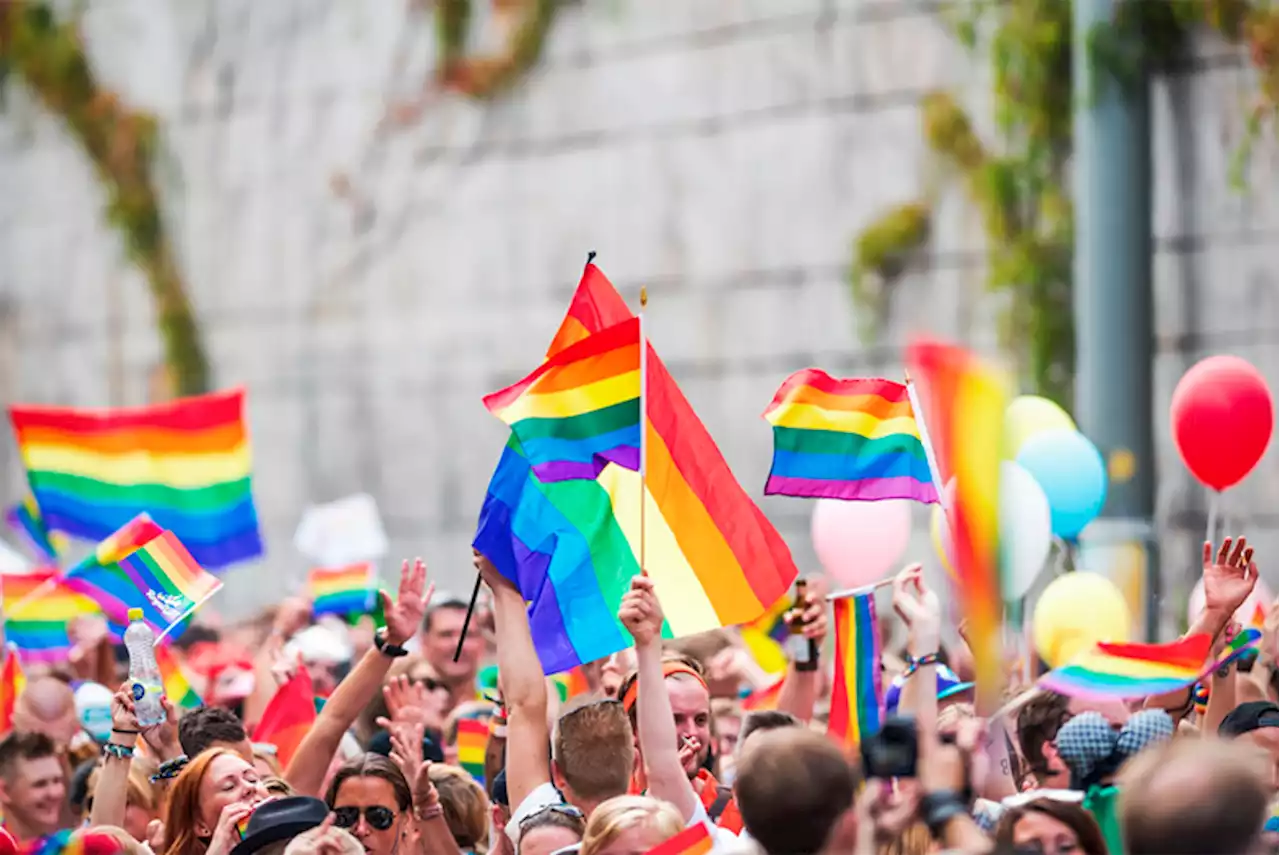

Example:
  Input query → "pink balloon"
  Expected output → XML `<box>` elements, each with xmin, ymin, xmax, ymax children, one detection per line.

<box><xmin>811</xmin><ymin>498</ymin><xmax>913</xmax><ymax>588</ymax></box>
<box><xmin>1186</xmin><ymin>576</ymin><xmax>1274</xmax><ymax>628</ymax></box>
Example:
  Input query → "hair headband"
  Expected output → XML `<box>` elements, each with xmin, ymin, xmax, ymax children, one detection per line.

<box><xmin>621</xmin><ymin>662</ymin><xmax>707</xmax><ymax>711</ymax></box>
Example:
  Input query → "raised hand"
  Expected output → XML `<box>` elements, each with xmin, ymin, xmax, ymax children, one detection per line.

<box><xmin>618</xmin><ymin>576</ymin><xmax>664</xmax><ymax>646</ymax></box>
<box><xmin>382</xmin><ymin>558</ymin><xmax>434</xmax><ymax>647</ymax></box>
<box><xmin>205</xmin><ymin>801</ymin><xmax>256</xmax><ymax>855</ymax></box>
<box><xmin>473</xmin><ymin>548</ymin><xmax>515</xmax><ymax>593</ymax></box>
<box><xmin>382</xmin><ymin>674</ymin><xmax>433</xmax><ymax>725</ymax></box>
<box><xmin>784</xmin><ymin>577</ymin><xmax>829</xmax><ymax>643</ymax></box>
<box><xmin>385</xmin><ymin>718</ymin><xmax>426</xmax><ymax>791</ymax></box>
<box><xmin>142</xmin><ymin>694</ymin><xmax>181</xmax><ymax>761</ymax></box>
<box><xmin>110</xmin><ymin>683</ymin><xmax>141</xmax><ymax>746</ymax></box>
<box><xmin>1202</xmin><ymin>537</ymin><xmax>1258</xmax><ymax>620</ymax></box>
<box><xmin>892</xmin><ymin>564</ymin><xmax>941</xmax><ymax>652</ymax></box>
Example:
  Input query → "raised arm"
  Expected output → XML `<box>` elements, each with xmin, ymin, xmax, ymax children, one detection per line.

<box><xmin>474</xmin><ymin>550</ymin><xmax>551</xmax><ymax>814</ymax></box>
<box><xmin>619</xmin><ymin>576</ymin><xmax>699</xmax><ymax>822</ymax></box>
<box><xmin>1187</xmin><ymin>537</ymin><xmax>1257</xmax><ymax>642</ymax></box>
<box><xmin>777</xmin><ymin>579</ymin><xmax>828</xmax><ymax>722</ymax></box>
<box><xmin>893</xmin><ymin>565</ymin><xmax>941</xmax><ymax>738</ymax></box>
<box><xmin>285</xmin><ymin>558</ymin><xmax>431</xmax><ymax>796</ymax></box>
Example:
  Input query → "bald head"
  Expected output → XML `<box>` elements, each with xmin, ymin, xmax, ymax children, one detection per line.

<box><xmin>1119</xmin><ymin>738</ymin><xmax>1270</xmax><ymax>855</ymax></box>
<box><xmin>13</xmin><ymin>678</ymin><xmax>79</xmax><ymax>748</ymax></box>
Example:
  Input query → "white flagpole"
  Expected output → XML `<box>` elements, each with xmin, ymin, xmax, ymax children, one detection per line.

<box><xmin>904</xmin><ymin>370</ymin><xmax>949</xmax><ymax>511</ymax></box>
<box><xmin>825</xmin><ymin>577</ymin><xmax>895</xmax><ymax>602</ymax></box>
<box><xmin>638</xmin><ymin>287</ymin><xmax>648</xmax><ymax>575</ymax></box>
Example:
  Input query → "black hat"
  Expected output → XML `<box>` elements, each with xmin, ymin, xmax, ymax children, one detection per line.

<box><xmin>366</xmin><ymin>729</ymin><xmax>446</xmax><ymax>765</ymax></box>
<box><xmin>1218</xmin><ymin>701</ymin><xmax>1280</xmax><ymax>738</ymax></box>
<box><xmin>490</xmin><ymin>768</ymin><xmax>508</xmax><ymax>807</ymax></box>
<box><xmin>231</xmin><ymin>797</ymin><xmax>329</xmax><ymax>855</ymax></box>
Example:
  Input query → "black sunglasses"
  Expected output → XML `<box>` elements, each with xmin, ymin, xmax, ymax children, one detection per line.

<box><xmin>333</xmin><ymin>805</ymin><xmax>398</xmax><ymax>831</ymax></box>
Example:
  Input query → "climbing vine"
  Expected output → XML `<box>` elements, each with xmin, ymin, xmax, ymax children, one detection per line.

<box><xmin>0</xmin><ymin>2</ymin><xmax>209</xmax><ymax>395</ymax></box>
<box><xmin>434</xmin><ymin>0</ymin><xmax>560</xmax><ymax>99</ymax></box>
<box><xmin>848</xmin><ymin>200</ymin><xmax>930</xmax><ymax>339</ymax></box>
<box><xmin>850</xmin><ymin>0</ymin><xmax>1278</xmax><ymax>408</ymax></box>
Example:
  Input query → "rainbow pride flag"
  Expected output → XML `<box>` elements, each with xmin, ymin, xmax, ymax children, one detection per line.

<box><xmin>0</xmin><ymin>644</ymin><xmax>26</xmax><ymax>732</ymax></box>
<box><xmin>64</xmin><ymin>515</ymin><xmax>165</xmax><ymax>625</ymax></box>
<box><xmin>643</xmin><ymin>822</ymin><xmax>713</xmax><ymax>855</ymax></box>
<box><xmin>907</xmin><ymin>340</ymin><xmax>1007</xmax><ymax>703</ymax></box>
<box><xmin>742</xmin><ymin>677</ymin><xmax>784</xmax><ymax>711</ymax></box>
<box><xmin>4</xmin><ymin>498</ymin><xmax>64</xmax><ymax>563</ymax></box>
<box><xmin>474</xmin><ymin>261</ymin><xmax>797</xmax><ymax>674</ymax></box>
<box><xmin>309</xmin><ymin>564</ymin><xmax>377</xmax><ymax>618</ymax></box>
<box><xmin>8</xmin><ymin>388</ymin><xmax>262</xmax><ymax>569</ymax></box>
<box><xmin>1</xmin><ymin>571</ymin><xmax>100</xmax><ymax>662</ymax></box>
<box><xmin>827</xmin><ymin>591</ymin><xmax>882</xmax><ymax>750</ymax></box>
<box><xmin>1040</xmin><ymin>630</ymin><xmax>1262</xmax><ymax>700</ymax></box>
<box><xmin>118</xmin><ymin>530</ymin><xmax>223</xmax><ymax>641</ymax></box>
<box><xmin>485</xmin><ymin>318</ymin><xmax>642</xmax><ymax>483</ymax></box>
<box><xmin>155</xmin><ymin>643</ymin><xmax>202</xmax><ymax>709</ymax></box>
<box><xmin>763</xmin><ymin>371</ymin><xmax>938</xmax><ymax>503</ymax></box>
<box><xmin>253</xmin><ymin>668</ymin><xmax>316</xmax><ymax>768</ymax></box>
<box><xmin>456</xmin><ymin>717</ymin><xmax>488</xmax><ymax>784</ymax></box>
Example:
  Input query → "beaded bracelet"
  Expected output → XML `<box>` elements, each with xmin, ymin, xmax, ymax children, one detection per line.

<box><xmin>150</xmin><ymin>754</ymin><xmax>190</xmax><ymax>783</ymax></box>
<box><xmin>903</xmin><ymin>652</ymin><xmax>941</xmax><ymax>677</ymax></box>
<box><xmin>413</xmin><ymin>804</ymin><xmax>444</xmax><ymax>822</ymax></box>
<box><xmin>102</xmin><ymin>742</ymin><xmax>134</xmax><ymax>760</ymax></box>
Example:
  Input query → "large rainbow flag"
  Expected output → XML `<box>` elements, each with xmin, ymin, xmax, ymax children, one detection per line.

<box><xmin>763</xmin><ymin>371</ymin><xmax>938</xmax><ymax>503</ymax></box>
<box><xmin>906</xmin><ymin>340</ymin><xmax>1007</xmax><ymax>705</ymax></box>
<box><xmin>473</xmin><ymin>261</ymin><xmax>797</xmax><ymax>674</ymax></box>
<box><xmin>8</xmin><ymin>389</ymin><xmax>262</xmax><ymax>569</ymax></box>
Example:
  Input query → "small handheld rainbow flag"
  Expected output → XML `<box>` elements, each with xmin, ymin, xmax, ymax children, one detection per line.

<box><xmin>155</xmin><ymin>643</ymin><xmax>202</xmax><ymax>709</ymax></box>
<box><xmin>62</xmin><ymin>515</ymin><xmax>166</xmax><ymax>627</ymax></box>
<box><xmin>827</xmin><ymin>591</ymin><xmax>882</xmax><ymax>750</ymax></box>
<box><xmin>4</xmin><ymin>498</ymin><xmax>64</xmax><ymax>563</ymax></box>
<box><xmin>0</xmin><ymin>644</ymin><xmax>26</xmax><ymax>732</ymax></box>
<box><xmin>456</xmin><ymin>718</ymin><xmax>488</xmax><ymax>784</ymax></box>
<box><xmin>1040</xmin><ymin>629</ymin><xmax>1262</xmax><ymax>700</ymax></box>
<box><xmin>907</xmin><ymin>340</ymin><xmax>1007</xmax><ymax>706</ymax></box>
<box><xmin>642</xmin><ymin>822</ymin><xmax>713</xmax><ymax>855</ymax></box>
<box><xmin>483</xmin><ymin>318</ymin><xmax>642</xmax><ymax>483</ymax></box>
<box><xmin>763</xmin><ymin>371</ymin><xmax>938</xmax><ymax>504</ymax></box>
<box><xmin>118</xmin><ymin>529</ymin><xmax>223</xmax><ymax>641</ymax></box>
<box><xmin>309</xmin><ymin>564</ymin><xmax>377</xmax><ymax>618</ymax></box>
<box><xmin>8</xmin><ymin>388</ymin><xmax>263</xmax><ymax>569</ymax></box>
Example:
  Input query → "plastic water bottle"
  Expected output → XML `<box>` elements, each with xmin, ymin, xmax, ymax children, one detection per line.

<box><xmin>124</xmin><ymin>608</ymin><xmax>167</xmax><ymax>727</ymax></box>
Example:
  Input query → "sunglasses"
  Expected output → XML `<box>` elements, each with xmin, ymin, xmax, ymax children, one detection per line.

<box><xmin>520</xmin><ymin>803</ymin><xmax>584</xmax><ymax>829</ymax></box>
<box><xmin>333</xmin><ymin>805</ymin><xmax>398</xmax><ymax>831</ymax></box>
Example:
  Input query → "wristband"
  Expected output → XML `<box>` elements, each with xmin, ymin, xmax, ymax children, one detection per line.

<box><xmin>112</xmin><ymin>728</ymin><xmax>140</xmax><ymax>735</ymax></box>
<box><xmin>413</xmin><ymin>804</ymin><xmax>444</xmax><ymax>822</ymax></box>
<box><xmin>374</xmin><ymin>629</ymin><xmax>409</xmax><ymax>658</ymax></box>
<box><xmin>103</xmin><ymin>742</ymin><xmax>135</xmax><ymax>760</ymax></box>
<box><xmin>904</xmin><ymin>652</ymin><xmax>941</xmax><ymax>677</ymax></box>
<box><xmin>920</xmin><ymin>790</ymin><xmax>967</xmax><ymax>839</ymax></box>
<box><xmin>150</xmin><ymin>754</ymin><xmax>190</xmax><ymax>783</ymax></box>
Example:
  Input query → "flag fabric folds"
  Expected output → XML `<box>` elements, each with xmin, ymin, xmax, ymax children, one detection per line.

<box><xmin>0</xmin><ymin>645</ymin><xmax>26</xmax><ymax>732</ymax></box>
<box><xmin>742</xmin><ymin>677</ymin><xmax>783</xmax><ymax>712</ymax></box>
<box><xmin>309</xmin><ymin>564</ymin><xmax>378</xmax><ymax>618</ymax></box>
<box><xmin>473</xmin><ymin>261</ymin><xmax>798</xmax><ymax>674</ymax></box>
<box><xmin>155</xmin><ymin>644</ymin><xmax>202</xmax><ymax>709</ymax></box>
<box><xmin>642</xmin><ymin>823</ymin><xmax>713</xmax><ymax>855</ymax></box>
<box><xmin>763</xmin><ymin>371</ymin><xmax>938</xmax><ymax>504</ymax></box>
<box><xmin>906</xmin><ymin>340</ymin><xmax>1007</xmax><ymax>704</ymax></box>
<box><xmin>827</xmin><ymin>591</ymin><xmax>883</xmax><ymax>750</ymax></box>
<box><xmin>8</xmin><ymin>388</ymin><xmax>263</xmax><ymax>569</ymax></box>
<box><xmin>484</xmin><ymin>318</ymin><xmax>642</xmax><ymax>483</ymax></box>
<box><xmin>1040</xmin><ymin>630</ymin><xmax>1262</xmax><ymax>701</ymax></box>
<box><xmin>252</xmin><ymin>669</ymin><xmax>317</xmax><ymax>768</ymax></box>
<box><xmin>4</xmin><ymin>499</ymin><xmax>63</xmax><ymax>563</ymax></box>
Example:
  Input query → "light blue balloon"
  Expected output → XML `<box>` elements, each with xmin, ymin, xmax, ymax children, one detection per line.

<box><xmin>1016</xmin><ymin>429</ymin><xmax>1108</xmax><ymax>541</ymax></box>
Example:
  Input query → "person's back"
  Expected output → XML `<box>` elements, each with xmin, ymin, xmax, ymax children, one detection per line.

<box><xmin>1119</xmin><ymin>737</ymin><xmax>1271</xmax><ymax>855</ymax></box>
<box><xmin>732</xmin><ymin>728</ymin><xmax>856</xmax><ymax>855</ymax></box>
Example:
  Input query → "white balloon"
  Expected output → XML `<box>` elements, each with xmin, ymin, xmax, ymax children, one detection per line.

<box><xmin>999</xmin><ymin>461</ymin><xmax>1053</xmax><ymax>601</ymax></box>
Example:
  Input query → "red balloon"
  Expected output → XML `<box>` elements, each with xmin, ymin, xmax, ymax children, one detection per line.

<box><xmin>1170</xmin><ymin>355</ymin><xmax>1275</xmax><ymax>490</ymax></box>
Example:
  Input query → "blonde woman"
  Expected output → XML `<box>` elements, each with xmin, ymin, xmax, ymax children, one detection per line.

<box><xmin>430</xmin><ymin>765</ymin><xmax>490</xmax><ymax>853</ymax></box>
<box><xmin>580</xmin><ymin>796</ymin><xmax>684</xmax><ymax>855</ymax></box>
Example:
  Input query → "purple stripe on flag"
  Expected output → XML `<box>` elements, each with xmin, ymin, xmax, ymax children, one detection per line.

<box><xmin>531</xmin><ymin>447</ymin><xmax>640</xmax><ymax>483</ymax></box>
<box><xmin>764</xmin><ymin>475</ymin><xmax>938</xmax><ymax>504</ymax></box>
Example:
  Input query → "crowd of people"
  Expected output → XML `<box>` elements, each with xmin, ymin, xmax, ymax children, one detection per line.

<box><xmin>0</xmin><ymin>537</ymin><xmax>1275</xmax><ymax>855</ymax></box>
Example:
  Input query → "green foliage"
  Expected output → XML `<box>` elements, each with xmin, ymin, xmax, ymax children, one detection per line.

<box><xmin>0</xmin><ymin>2</ymin><xmax>209</xmax><ymax>396</ymax></box>
<box><xmin>849</xmin><ymin>202</ymin><xmax>931</xmax><ymax>338</ymax></box>
<box><xmin>435</xmin><ymin>0</ymin><xmax>560</xmax><ymax>99</ymax></box>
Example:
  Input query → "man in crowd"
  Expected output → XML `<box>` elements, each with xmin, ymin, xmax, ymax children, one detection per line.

<box><xmin>0</xmin><ymin>733</ymin><xmax>67</xmax><ymax>844</ymax></box>
<box><xmin>178</xmin><ymin>705</ymin><xmax>254</xmax><ymax>762</ymax></box>
<box><xmin>419</xmin><ymin>594</ymin><xmax>486</xmax><ymax>711</ymax></box>
<box><xmin>1219</xmin><ymin>700</ymin><xmax>1279</xmax><ymax>789</ymax></box>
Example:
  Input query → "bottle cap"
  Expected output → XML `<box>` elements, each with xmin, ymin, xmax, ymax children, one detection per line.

<box><xmin>127</xmin><ymin>608</ymin><xmax>144</xmax><ymax>621</ymax></box>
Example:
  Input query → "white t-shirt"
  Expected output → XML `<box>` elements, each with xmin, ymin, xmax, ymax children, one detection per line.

<box><xmin>505</xmin><ymin>781</ymin><xmax>741</xmax><ymax>850</ymax></box>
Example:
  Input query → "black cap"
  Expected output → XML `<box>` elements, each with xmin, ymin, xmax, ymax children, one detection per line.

<box><xmin>231</xmin><ymin>797</ymin><xmax>329</xmax><ymax>855</ymax></box>
<box><xmin>490</xmin><ymin>768</ymin><xmax>509</xmax><ymax>807</ymax></box>
<box><xmin>1218</xmin><ymin>701</ymin><xmax>1280</xmax><ymax>738</ymax></box>
<box><xmin>367</xmin><ymin>729</ymin><xmax>445</xmax><ymax>764</ymax></box>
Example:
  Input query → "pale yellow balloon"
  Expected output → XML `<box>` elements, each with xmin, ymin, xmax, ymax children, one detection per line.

<box><xmin>1033</xmin><ymin>571</ymin><xmax>1131</xmax><ymax>668</ymax></box>
<box><xmin>930</xmin><ymin>503</ymin><xmax>955</xmax><ymax>579</ymax></box>
<box><xmin>1004</xmin><ymin>395</ymin><xmax>1077</xmax><ymax>459</ymax></box>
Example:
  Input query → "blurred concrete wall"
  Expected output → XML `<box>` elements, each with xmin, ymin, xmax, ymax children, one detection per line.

<box><xmin>0</xmin><ymin>0</ymin><xmax>1275</xmax><ymax>626</ymax></box>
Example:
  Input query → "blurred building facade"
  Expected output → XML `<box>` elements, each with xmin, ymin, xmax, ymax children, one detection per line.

<box><xmin>0</xmin><ymin>0</ymin><xmax>1275</xmax><ymax>625</ymax></box>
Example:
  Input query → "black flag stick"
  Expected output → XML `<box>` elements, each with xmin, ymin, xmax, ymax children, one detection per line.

<box><xmin>453</xmin><ymin>572</ymin><xmax>484</xmax><ymax>663</ymax></box>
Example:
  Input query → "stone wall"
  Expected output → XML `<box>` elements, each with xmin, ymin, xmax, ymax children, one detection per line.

<box><xmin>0</xmin><ymin>0</ymin><xmax>1275</xmax><ymax>624</ymax></box>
